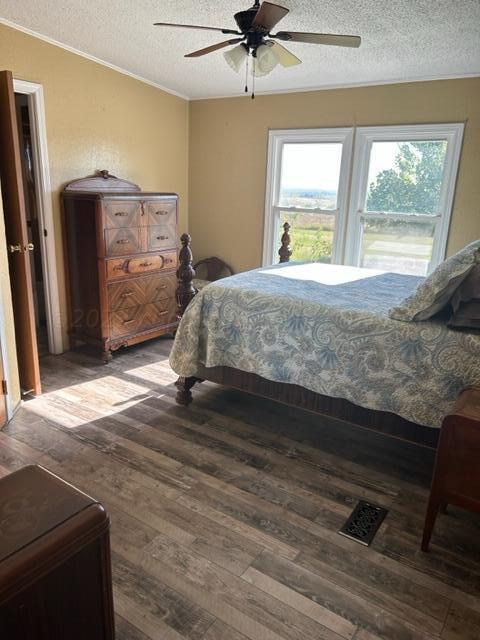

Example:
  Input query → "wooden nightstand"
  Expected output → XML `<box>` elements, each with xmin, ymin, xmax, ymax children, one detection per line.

<box><xmin>422</xmin><ymin>387</ymin><xmax>480</xmax><ymax>552</ymax></box>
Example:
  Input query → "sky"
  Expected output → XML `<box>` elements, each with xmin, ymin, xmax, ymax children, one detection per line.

<box><xmin>280</xmin><ymin>141</ymin><xmax>401</xmax><ymax>192</ymax></box>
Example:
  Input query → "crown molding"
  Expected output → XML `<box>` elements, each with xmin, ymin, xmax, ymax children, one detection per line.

<box><xmin>0</xmin><ymin>16</ymin><xmax>189</xmax><ymax>101</ymax></box>
<box><xmin>190</xmin><ymin>72</ymin><xmax>480</xmax><ymax>101</ymax></box>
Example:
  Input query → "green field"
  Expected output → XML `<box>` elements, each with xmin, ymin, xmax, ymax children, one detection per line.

<box><xmin>281</xmin><ymin>216</ymin><xmax>433</xmax><ymax>273</ymax></box>
<box><xmin>289</xmin><ymin>227</ymin><xmax>333</xmax><ymax>263</ymax></box>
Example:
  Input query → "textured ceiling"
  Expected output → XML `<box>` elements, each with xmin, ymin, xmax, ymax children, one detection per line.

<box><xmin>1</xmin><ymin>0</ymin><xmax>479</xmax><ymax>99</ymax></box>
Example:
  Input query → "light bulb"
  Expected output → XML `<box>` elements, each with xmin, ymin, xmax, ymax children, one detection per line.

<box><xmin>254</xmin><ymin>43</ymin><xmax>279</xmax><ymax>76</ymax></box>
<box><xmin>224</xmin><ymin>44</ymin><xmax>248</xmax><ymax>73</ymax></box>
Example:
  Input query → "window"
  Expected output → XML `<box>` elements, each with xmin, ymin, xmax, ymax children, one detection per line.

<box><xmin>262</xmin><ymin>128</ymin><xmax>353</xmax><ymax>265</ymax></box>
<box><xmin>264</xmin><ymin>124</ymin><xmax>464</xmax><ymax>275</ymax></box>
<box><xmin>346</xmin><ymin>124</ymin><xmax>465</xmax><ymax>275</ymax></box>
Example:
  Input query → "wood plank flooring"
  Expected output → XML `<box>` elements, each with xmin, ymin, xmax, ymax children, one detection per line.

<box><xmin>2</xmin><ymin>337</ymin><xmax>480</xmax><ymax>640</ymax></box>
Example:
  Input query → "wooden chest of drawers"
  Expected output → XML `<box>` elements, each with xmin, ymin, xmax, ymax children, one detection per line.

<box><xmin>61</xmin><ymin>171</ymin><xmax>179</xmax><ymax>361</ymax></box>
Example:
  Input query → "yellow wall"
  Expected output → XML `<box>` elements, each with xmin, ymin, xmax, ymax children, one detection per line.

<box><xmin>0</xmin><ymin>22</ymin><xmax>189</xmax><ymax>349</ymax></box>
<box><xmin>189</xmin><ymin>78</ymin><xmax>480</xmax><ymax>273</ymax></box>
<box><xmin>0</xmin><ymin>185</ymin><xmax>21</xmax><ymax>414</ymax></box>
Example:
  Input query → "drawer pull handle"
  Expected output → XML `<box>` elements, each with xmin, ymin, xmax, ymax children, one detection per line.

<box><xmin>159</xmin><ymin>311</ymin><xmax>168</xmax><ymax>316</ymax></box>
<box><xmin>123</xmin><ymin>319</ymin><xmax>135</xmax><ymax>325</ymax></box>
<box><xmin>157</xmin><ymin>284</ymin><xmax>167</xmax><ymax>290</ymax></box>
<box><xmin>115</xmin><ymin>211</ymin><xmax>128</xmax><ymax>217</ymax></box>
<box><xmin>156</xmin><ymin>235</ymin><xmax>169</xmax><ymax>241</ymax></box>
<box><xmin>164</xmin><ymin>258</ymin><xmax>172</xmax><ymax>264</ymax></box>
<box><xmin>117</xmin><ymin>239</ymin><xmax>130</xmax><ymax>245</ymax></box>
<box><xmin>140</xmin><ymin>261</ymin><xmax>153</xmax><ymax>267</ymax></box>
<box><xmin>156</xmin><ymin>210</ymin><xmax>168</xmax><ymax>216</ymax></box>
<box><xmin>112</xmin><ymin>259</ymin><xmax>131</xmax><ymax>274</ymax></box>
<box><xmin>121</xmin><ymin>291</ymin><xmax>134</xmax><ymax>297</ymax></box>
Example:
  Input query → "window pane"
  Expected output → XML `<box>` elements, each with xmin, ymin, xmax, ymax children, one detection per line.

<box><xmin>279</xmin><ymin>211</ymin><xmax>335</xmax><ymax>263</ymax></box>
<box><xmin>359</xmin><ymin>217</ymin><xmax>435</xmax><ymax>275</ymax></box>
<box><xmin>278</xmin><ymin>143</ymin><xmax>343</xmax><ymax>210</ymax></box>
<box><xmin>365</xmin><ymin>140</ymin><xmax>448</xmax><ymax>214</ymax></box>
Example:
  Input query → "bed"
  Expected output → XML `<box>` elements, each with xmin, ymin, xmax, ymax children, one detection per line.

<box><xmin>170</xmin><ymin>233</ymin><xmax>480</xmax><ymax>447</ymax></box>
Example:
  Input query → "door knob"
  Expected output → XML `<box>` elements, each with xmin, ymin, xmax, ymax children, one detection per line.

<box><xmin>25</xmin><ymin>243</ymin><xmax>34</xmax><ymax>252</ymax></box>
<box><xmin>8</xmin><ymin>243</ymin><xmax>22</xmax><ymax>253</ymax></box>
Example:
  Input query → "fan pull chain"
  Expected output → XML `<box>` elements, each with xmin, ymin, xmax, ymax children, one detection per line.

<box><xmin>244</xmin><ymin>54</ymin><xmax>249</xmax><ymax>93</ymax></box>
<box><xmin>251</xmin><ymin>58</ymin><xmax>255</xmax><ymax>99</ymax></box>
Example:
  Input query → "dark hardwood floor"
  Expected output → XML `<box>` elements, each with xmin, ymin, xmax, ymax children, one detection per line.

<box><xmin>1</xmin><ymin>337</ymin><xmax>479</xmax><ymax>640</ymax></box>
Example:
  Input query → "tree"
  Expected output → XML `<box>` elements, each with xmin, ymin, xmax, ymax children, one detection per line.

<box><xmin>366</xmin><ymin>141</ymin><xmax>447</xmax><ymax>214</ymax></box>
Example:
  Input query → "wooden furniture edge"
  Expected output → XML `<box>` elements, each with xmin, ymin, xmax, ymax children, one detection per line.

<box><xmin>421</xmin><ymin>385</ymin><xmax>480</xmax><ymax>550</ymax></box>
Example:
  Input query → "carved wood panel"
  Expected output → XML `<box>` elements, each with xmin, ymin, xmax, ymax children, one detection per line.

<box><xmin>144</xmin><ymin>200</ymin><xmax>176</xmax><ymax>227</ymax></box>
<box><xmin>147</xmin><ymin>224</ymin><xmax>177</xmax><ymax>251</ymax></box>
<box><xmin>103</xmin><ymin>201</ymin><xmax>142</xmax><ymax>229</ymax></box>
<box><xmin>107</xmin><ymin>273</ymin><xmax>176</xmax><ymax>311</ymax></box>
<box><xmin>110</xmin><ymin>299</ymin><xmax>176</xmax><ymax>338</ymax></box>
<box><xmin>104</xmin><ymin>227</ymin><xmax>141</xmax><ymax>256</ymax></box>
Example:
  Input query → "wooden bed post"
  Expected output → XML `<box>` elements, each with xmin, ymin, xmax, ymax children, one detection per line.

<box><xmin>279</xmin><ymin>222</ymin><xmax>292</xmax><ymax>263</ymax></box>
<box><xmin>176</xmin><ymin>233</ymin><xmax>197</xmax><ymax>318</ymax></box>
<box><xmin>175</xmin><ymin>233</ymin><xmax>202</xmax><ymax>405</ymax></box>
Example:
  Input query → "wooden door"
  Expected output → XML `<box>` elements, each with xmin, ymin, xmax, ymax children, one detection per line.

<box><xmin>0</xmin><ymin>71</ymin><xmax>41</xmax><ymax>395</ymax></box>
<box><xmin>0</xmin><ymin>344</ymin><xmax>7</xmax><ymax>428</ymax></box>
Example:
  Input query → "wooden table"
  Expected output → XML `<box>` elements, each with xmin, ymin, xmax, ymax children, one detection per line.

<box><xmin>422</xmin><ymin>386</ymin><xmax>480</xmax><ymax>551</ymax></box>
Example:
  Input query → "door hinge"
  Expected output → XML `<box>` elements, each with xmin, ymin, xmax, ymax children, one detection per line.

<box><xmin>1</xmin><ymin>380</ymin><xmax>7</xmax><ymax>395</ymax></box>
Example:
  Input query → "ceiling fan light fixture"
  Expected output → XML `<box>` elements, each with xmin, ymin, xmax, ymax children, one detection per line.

<box><xmin>223</xmin><ymin>43</ymin><xmax>248</xmax><ymax>72</ymax></box>
<box><xmin>254</xmin><ymin>42</ymin><xmax>279</xmax><ymax>76</ymax></box>
<box><xmin>154</xmin><ymin>1</ymin><xmax>361</xmax><ymax>95</ymax></box>
<box><xmin>269</xmin><ymin>41</ymin><xmax>302</xmax><ymax>67</ymax></box>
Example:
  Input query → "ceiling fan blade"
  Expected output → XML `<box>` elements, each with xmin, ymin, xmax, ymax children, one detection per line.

<box><xmin>252</xmin><ymin>2</ymin><xmax>289</xmax><ymax>32</ymax></box>
<box><xmin>269</xmin><ymin>42</ymin><xmax>302</xmax><ymax>67</ymax></box>
<box><xmin>154</xmin><ymin>22</ymin><xmax>240</xmax><ymax>35</ymax></box>
<box><xmin>185</xmin><ymin>38</ymin><xmax>245</xmax><ymax>58</ymax></box>
<box><xmin>273</xmin><ymin>32</ymin><xmax>361</xmax><ymax>47</ymax></box>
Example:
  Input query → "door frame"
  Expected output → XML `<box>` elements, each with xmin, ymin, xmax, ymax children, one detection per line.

<box><xmin>13</xmin><ymin>79</ymin><xmax>62</xmax><ymax>354</ymax></box>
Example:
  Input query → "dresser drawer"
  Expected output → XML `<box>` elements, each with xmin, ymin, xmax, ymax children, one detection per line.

<box><xmin>106</xmin><ymin>250</ymin><xmax>177</xmax><ymax>280</ymax></box>
<box><xmin>147</xmin><ymin>224</ymin><xmax>176</xmax><ymax>251</ymax></box>
<box><xmin>108</xmin><ymin>273</ymin><xmax>176</xmax><ymax>311</ymax></box>
<box><xmin>104</xmin><ymin>200</ymin><xmax>142</xmax><ymax>229</ymax></box>
<box><xmin>105</xmin><ymin>228</ymin><xmax>141</xmax><ymax>256</ymax></box>
<box><xmin>110</xmin><ymin>299</ymin><xmax>177</xmax><ymax>338</ymax></box>
<box><xmin>144</xmin><ymin>200</ymin><xmax>176</xmax><ymax>227</ymax></box>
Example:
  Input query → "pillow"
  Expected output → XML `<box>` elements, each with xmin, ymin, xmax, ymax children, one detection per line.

<box><xmin>447</xmin><ymin>264</ymin><xmax>480</xmax><ymax>330</ymax></box>
<box><xmin>389</xmin><ymin>239</ymin><xmax>480</xmax><ymax>322</ymax></box>
<box><xmin>448</xmin><ymin>299</ymin><xmax>480</xmax><ymax>330</ymax></box>
<box><xmin>450</xmin><ymin>264</ymin><xmax>480</xmax><ymax>312</ymax></box>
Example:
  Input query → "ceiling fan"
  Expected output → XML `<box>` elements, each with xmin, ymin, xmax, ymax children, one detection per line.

<box><xmin>154</xmin><ymin>1</ymin><xmax>361</xmax><ymax>97</ymax></box>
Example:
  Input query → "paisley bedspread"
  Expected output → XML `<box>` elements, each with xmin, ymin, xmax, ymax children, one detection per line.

<box><xmin>169</xmin><ymin>262</ymin><xmax>480</xmax><ymax>428</ymax></box>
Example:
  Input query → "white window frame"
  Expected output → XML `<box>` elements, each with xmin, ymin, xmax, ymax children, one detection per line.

<box><xmin>262</xmin><ymin>128</ymin><xmax>354</xmax><ymax>266</ymax></box>
<box><xmin>345</xmin><ymin>123</ymin><xmax>465</xmax><ymax>273</ymax></box>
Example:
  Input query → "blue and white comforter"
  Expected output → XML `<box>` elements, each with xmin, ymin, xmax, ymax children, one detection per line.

<box><xmin>169</xmin><ymin>262</ymin><xmax>480</xmax><ymax>428</ymax></box>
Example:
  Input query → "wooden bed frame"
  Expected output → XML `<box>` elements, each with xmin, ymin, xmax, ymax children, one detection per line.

<box><xmin>173</xmin><ymin>225</ymin><xmax>440</xmax><ymax>448</ymax></box>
